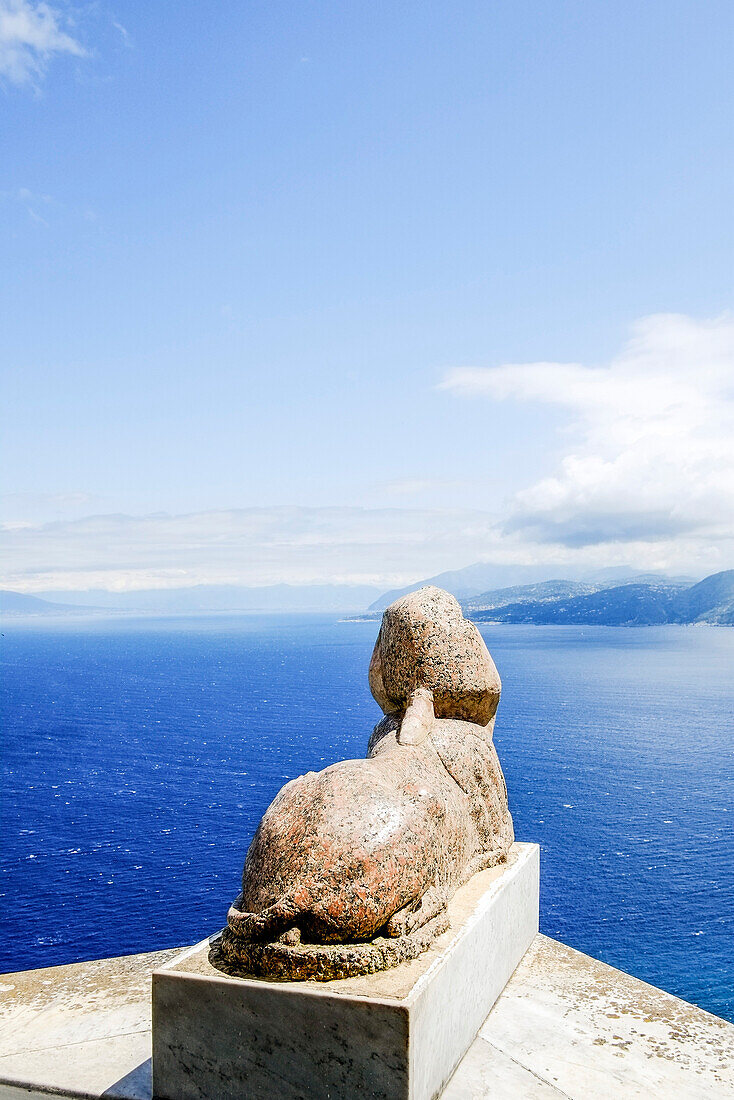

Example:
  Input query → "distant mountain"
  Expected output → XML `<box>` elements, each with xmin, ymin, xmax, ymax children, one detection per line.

<box><xmin>34</xmin><ymin>583</ymin><xmax>383</xmax><ymax>614</ymax></box>
<box><xmin>464</xmin><ymin>574</ymin><xmax>689</xmax><ymax>614</ymax></box>
<box><xmin>368</xmin><ymin>562</ymin><xmax>569</xmax><ymax>611</ymax></box>
<box><xmin>0</xmin><ymin>590</ymin><xmax>89</xmax><ymax>615</ymax></box>
<box><xmin>669</xmin><ymin>570</ymin><xmax>734</xmax><ymax>625</ymax></box>
<box><xmin>12</xmin><ymin>569</ymin><xmax>732</xmax><ymax>624</ymax></box>
<box><xmin>471</xmin><ymin>581</ymin><xmax>687</xmax><ymax>625</ymax></box>
<box><xmin>368</xmin><ymin>560</ymin><xmax>699</xmax><ymax>612</ymax></box>
<box><xmin>468</xmin><ymin>570</ymin><xmax>734</xmax><ymax>626</ymax></box>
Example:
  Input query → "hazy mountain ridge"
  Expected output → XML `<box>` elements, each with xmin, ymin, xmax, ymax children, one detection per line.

<box><xmin>366</xmin><ymin>562</ymin><xmax>583</xmax><ymax>610</ymax></box>
<box><xmin>0</xmin><ymin>591</ymin><xmax>94</xmax><ymax>615</ymax></box>
<box><xmin>2</xmin><ymin>583</ymin><xmax>383</xmax><ymax>616</ymax></box>
<box><xmin>367</xmin><ymin>562</ymin><xmax>697</xmax><ymax>611</ymax></box>
<box><xmin>4</xmin><ymin>569</ymin><xmax>732</xmax><ymax>625</ymax></box>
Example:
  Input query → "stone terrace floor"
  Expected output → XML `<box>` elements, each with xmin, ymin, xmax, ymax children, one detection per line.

<box><xmin>0</xmin><ymin>934</ymin><xmax>732</xmax><ymax>1099</ymax></box>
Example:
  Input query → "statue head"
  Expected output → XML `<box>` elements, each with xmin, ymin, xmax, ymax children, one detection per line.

<box><xmin>368</xmin><ymin>586</ymin><xmax>501</xmax><ymax>734</ymax></box>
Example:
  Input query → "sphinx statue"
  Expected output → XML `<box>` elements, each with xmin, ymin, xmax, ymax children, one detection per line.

<box><xmin>219</xmin><ymin>586</ymin><xmax>514</xmax><ymax>980</ymax></box>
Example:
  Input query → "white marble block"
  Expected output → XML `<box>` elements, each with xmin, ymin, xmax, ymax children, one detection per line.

<box><xmin>152</xmin><ymin>842</ymin><xmax>539</xmax><ymax>1100</ymax></box>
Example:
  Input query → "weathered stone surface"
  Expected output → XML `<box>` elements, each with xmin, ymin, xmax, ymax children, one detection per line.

<box><xmin>369</xmin><ymin>586</ymin><xmax>501</xmax><ymax>726</ymax></box>
<box><xmin>220</xmin><ymin>586</ymin><xmax>513</xmax><ymax>979</ymax></box>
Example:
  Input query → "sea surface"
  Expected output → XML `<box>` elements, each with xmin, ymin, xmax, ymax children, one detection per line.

<box><xmin>1</xmin><ymin>616</ymin><xmax>732</xmax><ymax>1020</ymax></box>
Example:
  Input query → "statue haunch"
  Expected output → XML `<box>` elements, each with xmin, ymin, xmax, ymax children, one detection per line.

<box><xmin>219</xmin><ymin>587</ymin><xmax>514</xmax><ymax>980</ymax></box>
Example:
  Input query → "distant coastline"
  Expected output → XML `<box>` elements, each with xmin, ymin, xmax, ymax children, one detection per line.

<box><xmin>3</xmin><ymin>567</ymin><xmax>733</xmax><ymax>627</ymax></box>
<box><xmin>343</xmin><ymin>570</ymin><xmax>734</xmax><ymax>627</ymax></box>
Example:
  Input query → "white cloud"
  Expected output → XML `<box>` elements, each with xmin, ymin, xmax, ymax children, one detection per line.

<box><xmin>112</xmin><ymin>19</ymin><xmax>131</xmax><ymax>48</ymax></box>
<box><xmin>0</xmin><ymin>0</ymin><xmax>86</xmax><ymax>86</ymax></box>
<box><xmin>440</xmin><ymin>313</ymin><xmax>734</xmax><ymax>549</ymax></box>
<box><xmin>1</xmin><ymin>185</ymin><xmax>56</xmax><ymax>224</ymax></box>
<box><xmin>0</xmin><ymin>506</ymin><xmax>510</xmax><ymax>592</ymax></box>
<box><xmin>1</xmin><ymin>501</ymin><xmax>730</xmax><ymax>595</ymax></box>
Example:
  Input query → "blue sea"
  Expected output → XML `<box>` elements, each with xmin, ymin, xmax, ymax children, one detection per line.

<box><xmin>1</xmin><ymin>616</ymin><xmax>732</xmax><ymax>1021</ymax></box>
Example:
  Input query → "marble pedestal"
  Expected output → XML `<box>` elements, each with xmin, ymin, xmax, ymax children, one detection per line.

<box><xmin>151</xmin><ymin>842</ymin><xmax>539</xmax><ymax>1100</ymax></box>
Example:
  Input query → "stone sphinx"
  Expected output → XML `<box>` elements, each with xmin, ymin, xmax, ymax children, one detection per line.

<box><xmin>219</xmin><ymin>586</ymin><xmax>513</xmax><ymax>980</ymax></box>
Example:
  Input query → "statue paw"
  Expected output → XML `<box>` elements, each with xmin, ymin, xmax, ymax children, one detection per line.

<box><xmin>385</xmin><ymin>884</ymin><xmax>447</xmax><ymax>937</ymax></box>
<box><xmin>279</xmin><ymin>926</ymin><xmax>301</xmax><ymax>946</ymax></box>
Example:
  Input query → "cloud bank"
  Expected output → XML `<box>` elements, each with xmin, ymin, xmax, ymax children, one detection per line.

<box><xmin>0</xmin><ymin>507</ymin><xmax>511</xmax><ymax>592</ymax></box>
<box><xmin>441</xmin><ymin>313</ymin><xmax>734</xmax><ymax>550</ymax></box>
<box><xmin>1</xmin><ymin>501</ymin><xmax>728</xmax><ymax>595</ymax></box>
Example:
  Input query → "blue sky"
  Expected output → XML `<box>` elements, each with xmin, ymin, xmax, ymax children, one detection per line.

<box><xmin>2</xmin><ymin>1</ymin><xmax>733</xmax><ymax>591</ymax></box>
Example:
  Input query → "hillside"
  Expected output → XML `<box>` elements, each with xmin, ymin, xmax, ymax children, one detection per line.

<box><xmin>471</xmin><ymin>582</ymin><xmax>687</xmax><ymax>626</ymax></box>
<box><xmin>670</xmin><ymin>570</ymin><xmax>734</xmax><ymax>624</ymax></box>
<box><xmin>463</xmin><ymin>579</ymin><xmax>597</xmax><ymax>612</ymax></box>
<box><xmin>469</xmin><ymin>571</ymin><xmax>733</xmax><ymax>626</ymax></box>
